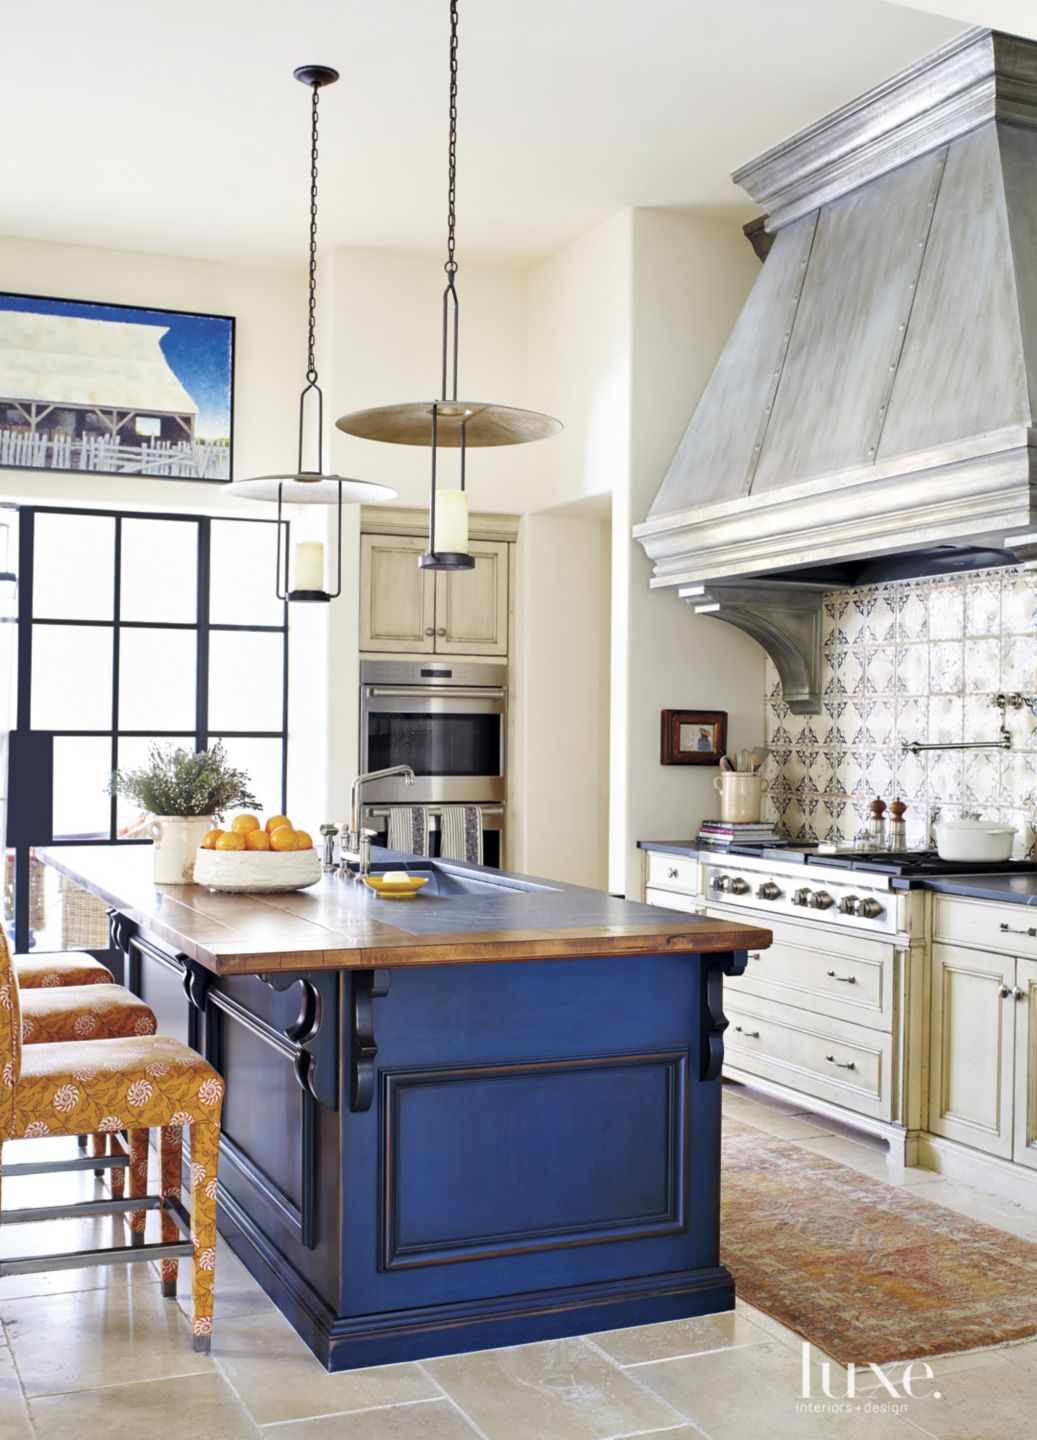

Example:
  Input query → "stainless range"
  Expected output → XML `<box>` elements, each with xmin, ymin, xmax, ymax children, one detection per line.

<box><xmin>700</xmin><ymin>852</ymin><xmax>903</xmax><ymax>940</ymax></box>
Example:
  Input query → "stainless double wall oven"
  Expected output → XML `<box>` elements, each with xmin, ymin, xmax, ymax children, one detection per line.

<box><xmin>358</xmin><ymin>659</ymin><xmax>506</xmax><ymax>865</ymax></box>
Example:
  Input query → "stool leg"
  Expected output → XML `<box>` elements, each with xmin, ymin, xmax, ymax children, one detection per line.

<box><xmin>77</xmin><ymin>1134</ymin><xmax>88</xmax><ymax>1152</ymax></box>
<box><xmin>110</xmin><ymin>1131</ymin><xmax>126</xmax><ymax>1199</ymax></box>
<box><xmin>90</xmin><ymin>1131</ymin><xmax>105</xmax><ymax>1178</ymax></box>
<box><xmin>129</xmin><ymin>1128</ymin><xmax>149</xmax><ymax>1247</ymax></box>
<box><xmin>159</xmin><ymin>1124</ymin><xmax>182</xmax><ymax>1298</ymax></box>
<box><xmin>189</xmin><ymin>1121</ymin><xmax>220</xmax><ymax>1353</ymax></box>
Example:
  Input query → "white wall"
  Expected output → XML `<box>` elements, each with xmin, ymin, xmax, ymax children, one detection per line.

<box><xmin>610</xmin><ymin>209</ymin><xmax>764</xmax><ymax>897</ymax></box>
<box><xmin>525</xmin><ymin>212</ymin><xmax>633</xmax><ymax>514</ymax></box>
<box><xmin>513</xmin><ymin>510</ymin><xmax>610</xmax><ymax>886</ymax></box>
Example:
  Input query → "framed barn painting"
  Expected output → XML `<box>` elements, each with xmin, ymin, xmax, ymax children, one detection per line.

<box><xmin>0</xmin><ymin>292</ymin><xmax>234</xmax><ymax>482</ymax></box>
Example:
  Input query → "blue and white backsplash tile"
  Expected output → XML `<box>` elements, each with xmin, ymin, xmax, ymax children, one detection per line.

<box><xmin>764</xmin><ymin>564</ymin><xmax>1037</xmax><ymax>856</ymax></box>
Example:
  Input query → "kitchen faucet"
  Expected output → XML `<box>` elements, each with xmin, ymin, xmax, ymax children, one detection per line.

<box><xmin>340</xmin><ymin>766</ymin><xmax>416</xmax><ymax>878</ymax></box>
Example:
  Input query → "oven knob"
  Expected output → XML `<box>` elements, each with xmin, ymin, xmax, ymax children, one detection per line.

<box><xmin>807</xmin><ymin>889</ymin><xmax>834</xmax><ymax>910</ymax></box>
<box><xmin>792</xmin><ymin>887</ymin><xmax>812</xmax><ymax>906</ymax></box>
<box><xmin>838</xmin><ymin>894</ymin><xmax>860</xmax><ymax>915</ymax></box>
<box><xmin>710</xmin><ymin>874</ymin><xmax>732</xmax><ymax>893</ymax></box>
<box><xmin>729</xmin><ymin>877</ymin><xmax>750</xmax><ymax>896</ymax></box>
<box><xmin>756</xmin><ymin>881</ymin><xmax>782</xmax><ymax>900</ymax></box>
<box><xmin>857</xmin><ymin>897</ymin><xmax>884</xmax><ymax>919</ymax></box>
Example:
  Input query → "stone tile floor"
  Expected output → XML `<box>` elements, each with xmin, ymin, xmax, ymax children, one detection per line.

<box><xmin>4</xmin><ymin>1084</ymin><xmax>1037</xmax><ymax>1439</ymax></box>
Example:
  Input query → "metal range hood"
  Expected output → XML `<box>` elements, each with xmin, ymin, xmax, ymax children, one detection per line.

<box><xmin>634</xmin><ymin>28</ymin><xmax>1037</xmax><ymax>711</ymax></box>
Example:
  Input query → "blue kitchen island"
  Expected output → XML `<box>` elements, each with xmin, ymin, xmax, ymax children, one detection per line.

<box><xmin>40</xmin><ymin>845</ymin><xmax>771</xmax><ymax>1371</ymax></box>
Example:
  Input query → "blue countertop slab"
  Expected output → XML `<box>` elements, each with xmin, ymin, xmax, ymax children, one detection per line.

<box><xmin>913</xmin><ymin>875</ymin><xmax>1037</xmax><ymax>907</ymax></box>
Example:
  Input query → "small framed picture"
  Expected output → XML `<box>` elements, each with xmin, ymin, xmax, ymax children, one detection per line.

<box><xmin>660</xmin><ymin>709</ymin><xmax>728</xmax><ymax>766</ymax></box>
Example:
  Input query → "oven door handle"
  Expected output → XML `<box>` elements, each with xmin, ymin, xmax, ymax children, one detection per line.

<box><xmin>364</xmin><ymin>686</ymin><xmax>507</xmax><ymax>701</ymax></box>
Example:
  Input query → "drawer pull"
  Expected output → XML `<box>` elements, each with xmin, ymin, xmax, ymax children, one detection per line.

<box><xmin>825</xmin><ymin>969</ymin><xmax>857</xmax><ymax>984</ymax></box>
<box><xmin>667</xmin><ymin>866</ymin><xmax>679</xmax><ymax>879</ymax></box>
<box><xmin>734</xmin><ymin>1025</ymin><xmax>760</xmax><ymax>1038</ymax></box>
<box><xmin>748</xmin><ymin>951</ymin><xmax>763</xmax><ymax>962</ymax></box>
<box><xmin>1000</xmin><ymin>922</ymin><xmax>1037</xmax><ymax>938</ymax></box>
<box><xmin>825</xmin><ymin>1054</ymin><xmax>856</xmax><ymax>1070</ymax></box>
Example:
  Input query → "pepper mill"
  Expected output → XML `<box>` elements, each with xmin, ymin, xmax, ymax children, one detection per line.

<box><xmin>868</xmin><ymin>797</ymin><xmax>888</xmax><ymax>850</ymax></box>
<box><xmin>888</xmin><ymin>798</ymin><xmax>907</xmax><ymax>852</ymax></box>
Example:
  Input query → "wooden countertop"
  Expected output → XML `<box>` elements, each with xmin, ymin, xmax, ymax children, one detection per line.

<box><xmin>39</xmin><ymin>845</ymin><xmax>772</xmax><ymax>976</ymax></box>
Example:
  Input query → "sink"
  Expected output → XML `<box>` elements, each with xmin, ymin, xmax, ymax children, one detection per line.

<box><xmin>365</xmin><ymin>861</ymin><xmax>560</xmax><ymax>898</ymax></box>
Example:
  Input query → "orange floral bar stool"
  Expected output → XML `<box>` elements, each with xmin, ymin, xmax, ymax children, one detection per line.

<box><xmin>20</xmin><ymin>983</ymin><xmax>159</xmax><ymax>1187</ymax></box>
<box><xmin>0</xmin><ymin>935</ymin><xmax>225</xmax><ymax>1352</ymax></box>
<box><xmin>14</xmin><ymin>952</ymin><xmax>114</xmax><ymax>988</ymax></box>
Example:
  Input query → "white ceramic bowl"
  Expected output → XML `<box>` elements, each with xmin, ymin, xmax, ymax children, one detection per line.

<box><xmin>933</xmin><ymin>818</ymin><xmax>1017</xmax><ymax>863</ymax></box>
<box><xmin>192</xmin><ymin>847</ymin><xmax>322</xmax><ymax>893</ymax></box>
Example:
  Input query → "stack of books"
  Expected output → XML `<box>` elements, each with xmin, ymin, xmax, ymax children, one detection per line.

<box><xmin>697</xmin><ymin>820</ymin><xmax>781</xmax><ymax>848</ymax></box>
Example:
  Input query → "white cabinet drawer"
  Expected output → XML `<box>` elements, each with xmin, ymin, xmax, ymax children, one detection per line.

<box><xmin>707</xmin><ymin>906</ymin><xmax>894</xmax><ymax>1031</ymax></box>
<box><xmin>724</xmin><ymin>993</ymin><xmax>894</xmax><ymax>1122</ymax></box>
<box><xmin>645</xmin><ymin>887</ymin><xmax>704</xmax><ymax>916</ymax></box>
<box><xmin>645</xmin><ymin>851</ymin><xmax>699</xmax><ymax>895</ymax></box>
<box><xmin>933</xmin><ymin>895</ymin><xmax>1037</xmax><ymax>960</ymax></box>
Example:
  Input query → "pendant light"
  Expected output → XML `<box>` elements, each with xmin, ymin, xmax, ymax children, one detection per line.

<box><xmin>335</xmin><ymin>0</ymin><xmax>561</xmax><ymax>571</ymax></box>
<box><xmin>224</xmin><ymin>65</ymin><xmax>396</xmax><ymax>601</ymax></box>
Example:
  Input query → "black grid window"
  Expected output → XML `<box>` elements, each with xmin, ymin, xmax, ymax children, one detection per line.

<box><xmin>8</xmin><ymin>505</ymin><xmax>288</xmax><ymax>950</ymax></box>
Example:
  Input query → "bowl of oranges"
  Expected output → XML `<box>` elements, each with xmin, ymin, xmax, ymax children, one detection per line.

<box><xmin>192</xmin><ymin>812</ymin><xmax>322</xmax><ymax>893</ymax></box>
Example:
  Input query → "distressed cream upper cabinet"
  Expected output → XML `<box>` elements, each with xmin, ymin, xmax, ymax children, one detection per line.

<box><xmin>360</xmin><ymin>535</ymin><xmax>509</xmax><ymax>656</ymax></box>
<box><xmin>928</xmin><ymin>941</ymin><xmax>1015</xmax><ymax>1160</ymax></box>
<box><xmin>360</xmin><ymin>536</ymin><xmax>436</xmax><ymax>653</ymax></box>
<box><xmin>433</xmin><ymin>541</ymin><xmax>509</xmax><ymax>655</ymax></box>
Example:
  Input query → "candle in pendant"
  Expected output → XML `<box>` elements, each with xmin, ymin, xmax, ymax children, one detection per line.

<box><xmin>294</xmin><ymin>540</ymin><xmax>325</xmax><ymax>592</ymax></box>
<box><xmin>434</xmin><ymin>489</ymin><xmax>469</xmax><ymax>554</ymax></box>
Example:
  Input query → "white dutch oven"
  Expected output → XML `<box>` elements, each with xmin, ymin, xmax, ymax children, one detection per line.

<box><xmin>933</xmin><ymin>814</ymin><xmax>1017</xmax><ymax>863</ymax></box>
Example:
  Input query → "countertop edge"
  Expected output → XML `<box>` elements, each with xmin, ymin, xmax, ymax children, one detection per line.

<box><xmin>40</xmin><ymin>846</ymin><xmax>773</xmax><ymax>974</ymax></box>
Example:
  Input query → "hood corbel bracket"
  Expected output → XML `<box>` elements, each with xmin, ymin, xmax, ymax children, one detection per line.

<box><xmin>680</xmin><ymin>581</ymin><xmax>826</xmax><ymax>715</ymax></box>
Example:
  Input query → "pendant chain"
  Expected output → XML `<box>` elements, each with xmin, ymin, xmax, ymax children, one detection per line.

<box><xmin>445</xmin><ymin>0</ymin><xmax>459</xmax><ymax>280</ymax></box>
<box><xmin>306</xmin><ymin>83</ymin><xmax>321</xmax><ymax>386</ymax></box>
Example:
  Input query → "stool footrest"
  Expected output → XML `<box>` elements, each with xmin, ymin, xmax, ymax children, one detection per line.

<box><xmin>2</xmin><ymin>1194</ymin><xmax>191</xmax><ymax>1233</ymax></box>
<box><xmin>4</xmin><ymin>1154</ymin><xmax>130</xmax><ymax>1178</ymax></box>
<box><xmin>0</xmin><ymin>1237</ymin><xmax>194</xmax><ymax>1277</ymax></box>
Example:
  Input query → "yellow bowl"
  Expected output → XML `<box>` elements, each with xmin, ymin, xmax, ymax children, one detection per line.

<box><xmin>362</xmin><ymin>875</ymin><xmax>430</xmax><ymax>900</ymax></box>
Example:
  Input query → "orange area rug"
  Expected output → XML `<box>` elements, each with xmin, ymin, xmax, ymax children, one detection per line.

<box><xmin>721</xmin><ymin>1118</ymin><xmax>1037</xmax><ymax>1365</ymax></box>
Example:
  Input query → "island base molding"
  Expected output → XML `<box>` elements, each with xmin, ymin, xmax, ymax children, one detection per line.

<box><xmin>220</xmin><ymin>1185</ymin><xmax>734</xmax><ymax>1368</ymax></box>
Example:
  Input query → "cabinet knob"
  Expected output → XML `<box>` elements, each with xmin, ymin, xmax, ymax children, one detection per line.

<box><xmin>666</xmin><ymin>866</ymin><xmax>679</xmax><ymax>879</ymax></box>
<box><xmin>1000</xmin><ymin>984</ymin><xmax>1012</xmax><ymax>999</ymax></box>
<box><xmin>437</xmin><ymin>627</ymin><xmax>447</xmax><ymax>636</ymax></box>
<box><xmin>424</xmin><ymin>627</ymin><xmax>435</xmax><ymax>636</ymax></box>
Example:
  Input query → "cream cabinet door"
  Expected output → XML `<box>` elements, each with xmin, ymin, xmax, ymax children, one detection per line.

<box><xmin>360</xmin><ymin>535</ymin><xmax>436</xmax><ymax>653</ymax></box>
<box><xmin>928</xmin><ymin>942</ymin><xmax>1015</xmax><ymax>1159</ymax></box>
<box><xmin>433</xmin><ymin>541</ymin><xmax>509</xmax><ymax>655</ymax></box>
<box><xmin>1013</xmin><ymin>957</ymin><xmax>1037</xmax><ymax>1170</ymax></box>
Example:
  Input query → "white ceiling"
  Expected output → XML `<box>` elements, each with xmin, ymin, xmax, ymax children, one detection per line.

<box><xmin>0</xmin><ymin>1</ymin><xmax>974</xmax><ymax>268</ymax></box>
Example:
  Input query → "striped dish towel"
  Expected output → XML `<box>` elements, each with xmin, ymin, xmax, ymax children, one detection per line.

<box><xmin>387</xmin><ymin>806</ymin><xmax>429</xmax><ymax>857</ymax></box>
<box><xmin>440</xmin><ymin>805</ymin><xmax>484</xmax><ymax>865</ymax></box>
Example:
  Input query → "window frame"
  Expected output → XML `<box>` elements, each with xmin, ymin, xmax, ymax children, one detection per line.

<box><xmin>9</xmin><ymin>503</ymin><xmax>289</xmax><ymax>951</ymax></box>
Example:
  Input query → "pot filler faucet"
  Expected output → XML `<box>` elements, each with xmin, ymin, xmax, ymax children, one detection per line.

<box><xmin>339</xmin><ymin>766</ymin><xmax>416</xmax><ymax>878</ymax></box>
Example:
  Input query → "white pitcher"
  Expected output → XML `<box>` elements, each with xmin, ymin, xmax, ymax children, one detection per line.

<box><xmin>149</xmin><ymin>815</ymin><xmax>214</xmax><ymax>885</ymax></box>
<box><xmin>712</xmin><ymin>773</ymin><xmax>769</xmax><ymax>824</ymax></box>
